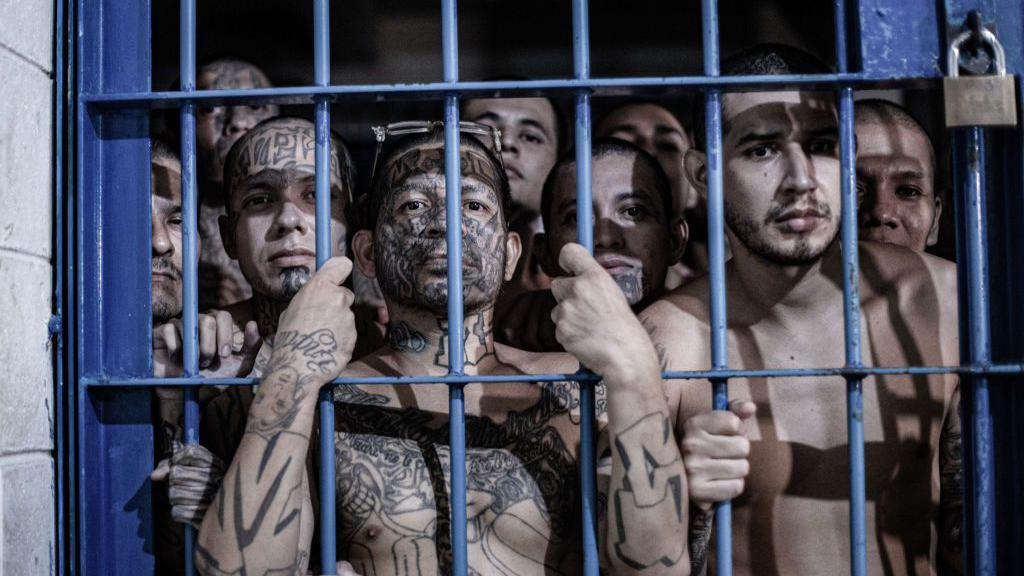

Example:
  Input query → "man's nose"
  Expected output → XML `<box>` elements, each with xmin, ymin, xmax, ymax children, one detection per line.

<box><xmin>425</xmin><ymin>208</ymin><xmax>446</xmax><ymax>238</ymax></box>
<box><xmin>781</xmin><ymin>146</ymin><xmax>816</xmax><ymax>195</ymax></box>
<box><xmin>594</xmin><ymin>216</ymin><xmax>625</xmax><ymax>249</ymax></box>
<box><xmin>273</xmin><ymin>201</ymin><xmax>310</xmax><ymax>236</ymax></box>
<box><xmin>224</xmin><ymin>107</ymin><xmax>255</xmax><ymax>137</ymax></box>
<box><xmin>862</xmin><ymin>189</ymin><xmax>900</xmax><ymax>229</ymax></box>
<box><xmin>499</xmin><ymin>128</ymin><xmax>518</xmax><ymax>156</ymax></box>
<box><xmin>152</xmin><ymin>220</ymin><xmax>173</xmax><ymax>256</ymax></box>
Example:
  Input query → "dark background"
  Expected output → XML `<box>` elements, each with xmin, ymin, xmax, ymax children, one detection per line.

<box><xmin>150</xmin><ymin>0</ymin><xmax>954</xmax><ymax>260</ymax></box>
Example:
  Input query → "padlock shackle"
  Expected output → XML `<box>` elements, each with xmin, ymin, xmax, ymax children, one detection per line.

<box><xmin>948</xmin><ymin>27</ymin><xmax>1008</xmax><ymax>78</ymax></box>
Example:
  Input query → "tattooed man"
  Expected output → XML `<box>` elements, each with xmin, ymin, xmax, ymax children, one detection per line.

<box><xmin>193</xmin><ymin>58</ymin><xmax>280</xmax><ymax>309</ymax></box>
<box><xmin>149</xmin><ymin>136</ymin><xmax>262</xmax><ymax>575</ymax></box>
<box><xmin>596</xmin><ymin>102</ymin><xmax>705</xmax><ymax>288</ymax></box>
<box><xmin>641</xmin><ymin>45</ymin><xmax>962</xmax><ymax>575</ymax></box>
<box><xmin>499</xmin><ymin>138</ymin><xmax>687</xmax><ymax>351</ymax></box>
<box><xmin>197</xmin><ymin>125</ymin><xmax>693</xmax><ymax>575</ymax></box>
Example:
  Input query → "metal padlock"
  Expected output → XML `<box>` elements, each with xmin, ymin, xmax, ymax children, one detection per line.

<box><xmin>944</xmin><ymin>28</ymin><xmax>1018</xmax><ymax>127</ymax></box>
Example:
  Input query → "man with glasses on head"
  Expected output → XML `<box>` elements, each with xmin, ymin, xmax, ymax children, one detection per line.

<box><xmin>641</xmin><ymin>45</ymin><xmax>962</xmax><ymax>575</ymax></box>
<box><xmin>196</xmin><ymin>121</ymin><xmax>694</xmax><ymax>575</ymax></box>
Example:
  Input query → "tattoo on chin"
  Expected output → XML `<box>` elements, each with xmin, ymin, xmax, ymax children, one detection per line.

<box><xmin>279</xmin><ymin>266</ymin><xmax>310</xmax><ymax>301</ymax></box>
<box><xmin>612</xmin><ymin>269</ymin><xmax>646</xmax><ymax>307</ymax></box>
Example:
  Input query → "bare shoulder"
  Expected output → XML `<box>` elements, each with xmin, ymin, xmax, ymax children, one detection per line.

<box><xmin>638</xmin><ymin>281</ymin><xmax>711</xmax><ymax>369</ymax></box>
<box><xmin>495</xmin><ymin>343</ymin><xmax>579</xmax><ymax>374</ymax></box>
<box><xmin>859</xmin><ymin>241</ymin><xmax>957</xmax><ymax>313</ymax></box>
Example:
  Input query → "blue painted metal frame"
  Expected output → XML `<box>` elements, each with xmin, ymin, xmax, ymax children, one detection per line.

<box><xmin>63</xmin><ymin>0</ymin><xmax>1024</xmax><ymax>574</ymax></box>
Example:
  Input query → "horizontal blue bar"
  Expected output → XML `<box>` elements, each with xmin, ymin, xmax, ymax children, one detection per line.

<box><xmin>81</xmin><ymin>363</ymin><xmax>1024</xmax><ymax>387</ymax></box>
<box><xmin>81</xmin><ymin>73</ymin><xmax>928</xmax><ymax>109</ymax></box>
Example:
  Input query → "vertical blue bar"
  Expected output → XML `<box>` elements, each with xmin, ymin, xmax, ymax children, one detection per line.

<box><xmin>834</xmin><ymin>4</ymin><xmax>867</xmax><ymax>575</ymax></box>
<box><xmin>572</xmin><ymin>0</ymin><xmax>598</xmax><ymax>573</ymax></box>
<box><xmin>701</xmin><ymin>0</ymin><xmax>731</xmax><ymax>573</ymax></box>
<box><xmin>838</xmin><ymin>89</ymin><xmax>867</xmax><ymax>576</ymax></box>
<box><xmin>441</xmin><ymin>1</ymin><xmax>468</xmax><ymax>574</ymax></box>
<box><xmin>313</xmin><ymin>0</ymin><xmax>337</xmax><ymax>573</ymax></box>
<box><xmin>961</xmin><ymin>126</ymin><xmax>995</xmax><ymax>575</ymax></box>
<box><xmin>179</xmin><ymin>0</ymin><xmax>199</xmax><ymax>573</ymax></box>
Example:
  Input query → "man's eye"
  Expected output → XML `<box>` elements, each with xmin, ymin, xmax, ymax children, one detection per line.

<box><xmin>657</xmin><ymin>141</ymin><xmax>681</xmax><ymax>154</ymax></box>
<box><xmin>249</xmin><ymin>105</ymin><xmax>264</xmax><ymax>112</ymax></box>
<box><xmin>522</xmin><ymin>132</ymin><xmax>545</xmax><ymax>145</ymax></box>
<box><xmin>243</xmin><ymin>194</ymin><xmax>271</xmax><ymax>210</ymax></box>
<box><xmin>896</xmin><ymin>186</ymin><xmax>923</xmax><ymax>199</ymax></box>
<box><xmin>465</xmin><ymin>201</ymin><xmax>485</xmax><ymax>212</ymax></box>
<box><xmin>747</xmin><ymin>144</ymin><xmax>777</xmax><ymax>159</ymax></box>
<box><xmin>167</xmin><ymin>216</ymin><xmax>183</xmax><ymax>227</ymax></box>
<box><xmin>808</xmin><ymin>139</ymin><xmax>837</xmax><ymax>156</ymax></box>
<box><xmin>561</xmin><ymin>211</ymin><xmax>578</xmax><ymax>226</ymax></box>
<box><xmin>402</xmin><ymin>200</ymin><xmax>425</xmax><ymax>212</ymax></box>
<box><xmin>623</xmin><ymin>206</ymin><xmax>648</xmax><ymax>219</ymax></box>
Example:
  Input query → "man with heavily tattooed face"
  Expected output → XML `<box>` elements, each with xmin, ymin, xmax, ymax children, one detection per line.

<box><xmin>641</xmin><ymin>45</ymin><xmax>962</xmax><ymax>575</ymax></box>
<box><xmin>498</xmin><ymin>138</ymin><xmax>687</xmax><ymax>351</ymax></box>
<box><xmin>193</xmin><ymin>58</ymin><xmax>280</xmax><ymax>309</ymax></box>
<box><xmin>196</xmin><ymin>125</ymin><xmax>694</xmax><ymax>575</ymax></box>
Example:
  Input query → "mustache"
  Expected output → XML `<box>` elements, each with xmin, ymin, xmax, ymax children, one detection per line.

<box><xmin>152</xmin><ymin>257</ymin><xmax>181</xmax><ymax>280</ymax></box>
<box><xmin>763</xmin><ymin>199</ymin><xmax>833</xmax><ymax>225</ymax></box>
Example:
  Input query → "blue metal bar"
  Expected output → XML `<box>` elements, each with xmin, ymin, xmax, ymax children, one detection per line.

<box><xmin>55</xmin><ymin>0</ymin><xmax>68</xmax><ymax>570</ymax></box>
<box><xmin>82</xmin><ymin>363</ymin><xmax>1024</xmax><ymax>388</ymax></box>
<box><xmin>441</xmin><ymin>0</ymin><xmax>468</xmax><ymax>573</ymax></box>
<box><xmin>961</xmin><ymin>126</ymin><xmax>996</xmax><ymax>575</ymax></box>
<box><xmin>179</xmin><ymin>0</ymin><xmax>199</xmax><ymax>572</ymax></box>
<box><xmin>701</xmin><ymin>0</ymin><xmax>731</xmax><ymax>572</ymax></box>
<box><xmin>82</xmin><ymin>73</ymin><xmax>900</xmax><ymax>108</ymax></box>
<box><xmin>838</xmin><ymin>86</ymin><xmax>867</xmax><ymax>576</ymax></box>
<box><xmin>572</xmin><ymin>0</ymin><xmax>599</xmax><ymax>572</ymax></box>
<box><xmin>313</xmin><ymin>0</ymin><xmax>336</xmax><ymax>572</ymax></box>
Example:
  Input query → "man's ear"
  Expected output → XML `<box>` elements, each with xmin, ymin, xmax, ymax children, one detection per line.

<box><xmin>218</xmin><ymin>214</ymin><xmax>237</xmax><ymax>259</ymax></box>
<box><xmin>926</xmin><ymin>194</ymin><xmax>943</xmax><ymax>247</ymax></box>
<box><xmin>503</xmin><ymin>231</ymin><xmax>523</xmax><ymax>281</ymax></box>
<box><xmin>670</xmin><ymin>216</ymin><xmax>689</xmax><ymax>264</ymax></box>
<box><xmin>351</xmin><ymin>229</ymin><xmax>377</xmax><ymax>278</ymax></box>
<box><xmin>534</xmin><ymin>232</ymin><xmax>561</xmax><ymax>278</ymax></box>
<box><xmin>684</xmin><ymin>148</ymin><xmax>708</xmax><ymax>202</ymax></box>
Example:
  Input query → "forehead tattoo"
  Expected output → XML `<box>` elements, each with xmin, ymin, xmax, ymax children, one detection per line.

<box><xmin>384</xmin><ymin>145</ymin><xmax>501</xmax><ymax>196</ymax></box>
<box><xmin>232</xmin><ymin>125</ymin><xmax>342</xmax><ymax>183</ymax></box>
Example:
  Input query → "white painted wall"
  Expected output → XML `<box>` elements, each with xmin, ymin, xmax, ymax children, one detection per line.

<box><xmin>0</xmin><ymin>0</ymin><xmax>56</xmax><ymax>573</ymax></box>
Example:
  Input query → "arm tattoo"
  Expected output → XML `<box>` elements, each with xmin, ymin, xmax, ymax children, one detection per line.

<box><xmin>611</xmin><ymin>412</ymin><xmax>686</xmax><ymax>569</ymax></box>
<box><xmin>689</xmin><ymin>506</ymin><xmax>714</xmax><ymax>575</ymax></box>
<box><xmin>939</xmin><ymin>395</ymin><xmax>963</xmax><ymax>556</ymax></box>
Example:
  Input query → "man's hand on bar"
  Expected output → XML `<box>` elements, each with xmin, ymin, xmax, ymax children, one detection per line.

<box><xmin>551</xmin><ymin>243</ymin><xmax>691</xmax><ymax>574</ymax></box>
<box><xmin>153</xmin><ymin>311</ymin><xmax>262</xmax><ymax>378</ymax></box>
<box><xmin>679</xmin><ymin>399</ymin><xmax>755</xmax><ymax>511</ymax></box>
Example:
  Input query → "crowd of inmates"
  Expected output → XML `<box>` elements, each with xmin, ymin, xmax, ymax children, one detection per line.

<box><xmin>148</xmin><ymin>44</ymin><xmax>961</xmax><ymax>576</ymax></box>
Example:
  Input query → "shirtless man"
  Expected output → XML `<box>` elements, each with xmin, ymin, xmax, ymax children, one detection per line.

<box><xmin>855</xmin><ymin>99</ymin><xmax>943</xmax><ymax>252</ymax></box>
<box><xmin>500</xmin><ymin>138</ymin><xmax>687</xmax><ymax>351</ymax></box>
<box><xmin>641</xmin><ymin>45</ymin><xmax>962</xmax><ymax>575</ymax></box>
<box><xmin>194</xmin><ymin>58</ymin><xmax>280</xmax><ymax>309</ymax></box>
<box><xmin>597</xmin><ymin>102</ymin><xmax>705</xmax><ymax>287</ymax></box>
<box><xmin>196</xmin><ymin>124</ymin><xmax>692</xmax><ymax>575</ymax></box>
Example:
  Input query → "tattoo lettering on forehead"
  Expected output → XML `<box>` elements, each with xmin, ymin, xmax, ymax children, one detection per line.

<box><xmin>232</xmin><ymin>126</ymin><xmax>343</xmax><ymax>185</ymax></box>
<box><xmin>384</xmin><ymin>146</ymin><xmax>502</xmax><ymax>198</ymax></box>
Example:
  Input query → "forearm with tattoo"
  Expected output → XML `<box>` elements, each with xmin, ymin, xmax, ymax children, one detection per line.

<box><xmin>196</xmin><ymin>329</ymin><xmax>338</xmax><ymax>576</ymax></box>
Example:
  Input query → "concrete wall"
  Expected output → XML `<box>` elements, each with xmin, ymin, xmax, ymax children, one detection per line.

<box><xmin>0</xmin><ymin>0</ymin><xmax>56</xmax><ymax>573</ymax></box>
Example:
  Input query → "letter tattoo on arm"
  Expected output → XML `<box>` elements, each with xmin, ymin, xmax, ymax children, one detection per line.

<box><xmin>610</xmin><ymin>413</ymin><xmax>686</xmax><ymax>569</ymax></box>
